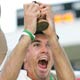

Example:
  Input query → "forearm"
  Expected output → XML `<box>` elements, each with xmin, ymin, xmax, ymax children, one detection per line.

<box><xmin>49</xmin><ymin>37</ymin><xmax>75</xmax><ymax>80</ymax></box>
<box><xmin>0</xmin><ymin>35</ymin><xmax>31</xmax><ymax>80</ymax></box>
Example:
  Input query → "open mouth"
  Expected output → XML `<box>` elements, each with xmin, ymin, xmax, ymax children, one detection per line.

<box><xmin>38</xmin><ymin>58</ymin><xmax>48</xmax><ymax>69</ymax></box>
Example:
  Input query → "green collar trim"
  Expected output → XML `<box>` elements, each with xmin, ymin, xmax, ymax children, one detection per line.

<box><xmin>50</xmin><ymin>74</ymin><xmax>54</xmax><ymax>80</ymax></box>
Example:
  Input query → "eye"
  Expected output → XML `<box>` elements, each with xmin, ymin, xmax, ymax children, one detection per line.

<box><xmin>46</xmin><ymin>43</ymin><xmax>50</xmax><ymax>47</ymax></box>
<box><xmin>33</xmin><ymin>43</ymin><xmax>40</xmax><ymax>47</ymax></box>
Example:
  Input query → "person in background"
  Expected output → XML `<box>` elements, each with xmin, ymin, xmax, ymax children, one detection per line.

<box><xmin>0</xmin><ymin>6</ymin><xmax>8</xmax><ymax>71</ymax></box>
<box><xmin>0</xmin><ymin>2</ymin><xmax>75</xmax><ymax>80</ymax></box>
<box><xmin>0</xmin><ymin>28</ymin><xmax>8</xmax><ymax>71</ymax></box>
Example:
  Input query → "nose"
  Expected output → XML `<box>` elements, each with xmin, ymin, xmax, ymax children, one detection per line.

<box><xmin>41</xmin><ymin>45</ymin><xmax>48</xmax><ymax>54</ymax></box>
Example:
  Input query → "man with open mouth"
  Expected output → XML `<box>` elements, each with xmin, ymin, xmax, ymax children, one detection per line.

<box><xmin>22</xmin><ymin>32</ymin><xmax>54</xmax><ymax>80</ymax></box>
<box><xmin>0</xmin><ymin>2</ymin><xmax>75</xmax><ymax>80</ymax></box>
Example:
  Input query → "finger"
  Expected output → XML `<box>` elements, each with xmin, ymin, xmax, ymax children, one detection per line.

<box><xmin>40</xmin><ymin>7</ymin><xmax>48</xmax><ymax>15</ymax></box>
<box><xmin>29</xmin><ymin>2</ymin><xmax>35</xmax><ymax>9</ymax></box>
<box><xmin>39</xmin><ymin>3</ymin><xmax>50</xmax><ymax>8</ymax></box>
<box><xmin>24</xmin><ymin>4</ymin><xmax>29</xmax><ymax>12</ymax></box>
<box><xmin>39</xmin><ymin>4</ymin><xmax>46</xmax><ymax>9</ymax></box>
<box><xmin>35</xmin><ymin>10</ymin><xmax>40</xmax><ymax>18</ymax></box>
<box><xmin>41</xmin><ymin>6</ymin><xmax>51</xmax><ymax>14</ymax></box>
<box><xmin>32</xmin><ymin>2</ymin><xmax>47</xmax><ymax>10</ymax></box>
<box><xmin>31</xmin><ymin>3</ymin><xmax>40</xmax><ymax>12</ymax></box>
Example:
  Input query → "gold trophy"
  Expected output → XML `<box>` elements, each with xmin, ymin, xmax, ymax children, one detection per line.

<box><xmin>33</xmin><ymin>1</ymin><xmax>49</xmax><ymax>32</ymax></box>
<box><xmin>37</xmin><ymin>15</ymin><xmax>49</xmax><ymax>32</ymax></box>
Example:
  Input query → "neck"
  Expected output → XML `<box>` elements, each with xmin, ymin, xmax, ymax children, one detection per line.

<box><xmin>27</xmin><ymin>72</ymin><xmax>50</xmax><ymax>80</ymax></box>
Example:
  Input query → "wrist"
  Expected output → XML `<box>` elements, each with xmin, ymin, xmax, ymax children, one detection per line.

<box><xmin>21</xmin><ymin>29</ymin><xmax>35</xmax><ymax>41</ymax></box>
<box><xmin>19</xmin><ymin>35</ymin><xmax>31</xmax><ymax>45</ymax></box>
<box><xmin>49</xmin><ymin>34</ymin><xmax>59</xmax><ymax>42</ymax></box>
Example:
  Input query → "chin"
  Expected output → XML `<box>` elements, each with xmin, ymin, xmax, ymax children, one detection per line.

<box><xmin>36</xmin><ymin>68</ymin><xmax>49</xmax><ymax>79</ymax></box>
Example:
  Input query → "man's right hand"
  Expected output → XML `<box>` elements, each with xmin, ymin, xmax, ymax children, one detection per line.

<box><xmin>24</xmin><ymin>2</ymin><xmax>40</xmax><ymax>34</ymax></box>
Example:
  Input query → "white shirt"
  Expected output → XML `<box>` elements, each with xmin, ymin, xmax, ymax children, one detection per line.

<box><xmin>17</xmin><ymin>70</ymin><xmax>56</xmax><ymax>80</ymax></box>
<box><xmin>17</xmin><ymin>70</ymin><xmax>31</xmax><ymax>80</ymax></box>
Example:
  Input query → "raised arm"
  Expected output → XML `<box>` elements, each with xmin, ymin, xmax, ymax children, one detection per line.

<box><xmin>41</xmin><ymin>4</ymin><xmax>75</xmax><ymax>80</ymax></box>
<box><xmin>49</xmin><ymin>33</ymin><xmax>75</xmax><ymax>80</ymax></box>
<box><xmin>0</xmin><ymin>2</ymin><xmax>40</xmax><ymax>80</ymax></box>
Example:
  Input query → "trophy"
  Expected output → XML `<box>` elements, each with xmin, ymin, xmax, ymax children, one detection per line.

<box><xmin>37</xmin><ymin>15</ymin><xmax>49</xmax><ymax>32</ymax></box>
<box><xmin>33</xmin><ymin>1</ymin><xmax>49</xmax><ymax>32</ymax></box>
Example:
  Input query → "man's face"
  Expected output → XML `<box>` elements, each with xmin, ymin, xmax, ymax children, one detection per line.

<box><xmin>24</xmin><ymin>34</ymin><xmax>54</xmax><ymax>79</ymax></box>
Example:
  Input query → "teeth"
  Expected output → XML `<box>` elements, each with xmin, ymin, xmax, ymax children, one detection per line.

<box><xmin>40</xmin><ymin>57</ymin><xmax>48</xmax><ymax>61</ymax></box>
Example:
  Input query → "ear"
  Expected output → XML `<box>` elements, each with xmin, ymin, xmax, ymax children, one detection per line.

<box><xmin>23</xmin><ymin>48</ymin><xmax>30</xmax><ymax>70</ymax></box>
<box><xmin>23</xmin><ymin>53</ymin><xmax>28</xmax><ymax>70</ymax></box>
<box><xmin>24</xmin><ymin>47</ymin><xmax>29</xmax><ymax>62</ymax></box>
<box><xmin>24</xmin><ymin>52</ymin><xmax>28</xmax><ymax>63</ymax></box>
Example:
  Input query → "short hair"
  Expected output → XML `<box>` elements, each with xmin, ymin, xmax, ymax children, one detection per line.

<box><xmin>34</xmin><ymin>31</ymin><xmax>44</xmax><ymax>35</ymax></box>
<box><xmin>35</xmin><ymin>31</ymin><xmax>59</xmax><ymax>39</ymax></box>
